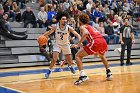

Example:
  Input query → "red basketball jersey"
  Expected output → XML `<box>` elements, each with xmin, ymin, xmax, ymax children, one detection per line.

<box><xmin>85</xmin><ymin>25</ymin><xmax>103</xmax><ymax>43</ymax></box>
<box><xmin>83</xmin><ymin>25</ymin><xmax>108</xmax><ymax>55</ymax></box>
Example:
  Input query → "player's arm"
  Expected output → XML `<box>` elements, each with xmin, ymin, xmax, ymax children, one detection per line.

<box><xmin>69</xmin><ymin>27</ymin><xmax>81</xmax><ymax>42</ymax></box>
<box><xmin>43</xmin><ymin>26</ymin><xmax>56</xmax><ymax>37</ymax></box>
<box><xmin>77</xmin><ymin>26</ymin><xmax>88</xmax><ymax>47</ymax></box>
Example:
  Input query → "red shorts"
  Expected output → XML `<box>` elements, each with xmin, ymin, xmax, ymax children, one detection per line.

<box><xmin>84</xmin><ymin>37</ymin><xmax>108</xmax><ymax>55</ymax></box>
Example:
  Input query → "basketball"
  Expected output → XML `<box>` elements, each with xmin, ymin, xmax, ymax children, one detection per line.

<box><xmin>37</xmin><ymin>35</ymin><xmax>48</xmax><ymax>45</ymax></box>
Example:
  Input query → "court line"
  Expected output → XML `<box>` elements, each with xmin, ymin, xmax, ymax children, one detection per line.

<box><xmin>0</xmin><ymin>61</ymin><xmax>140</xmax><ymax>77</ymax></box>
<box><xmin>0</xmin><ymin>86</ymin><xmax>26</xmax><ymax>93</ymax></box>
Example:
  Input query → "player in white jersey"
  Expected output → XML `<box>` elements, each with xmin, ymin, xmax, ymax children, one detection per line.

<box><xmin>43</xmin><ymin>11</ymin><xmax>81</xmax><ymax>79</ymax></box>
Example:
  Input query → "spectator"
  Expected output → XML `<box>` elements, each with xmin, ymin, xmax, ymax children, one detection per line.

<box><xmin>98</xmin><ymin>22</ymin><xmax>109</xmax><ymax>44</ymax></box>
<box><xmin>93</xmin><ymin>7</ymin><xmax>104</xmax><ymax>22</ymax></box>
<box><xmin>86</xmin><ymin>0</ymin><xmax>92</xmax><ymax>10</ymax></box>
<box><xmin>3</xmin><ymin>0</ymin><xmax>16</xmax><ymax>21</ymax></box>
<box><xmin>85</xmin><ymin>8</ymin><xmax>94</xmax><ymax>26</ymax></box>
<box><xmin>63</xmin><ymin>0</ymin><xmax>70</xmax><ymax>10</ymax></box>
<box><xmin>77</xmin><ymin>1</ymin><xmax>85</xmax><ymax>11</ymax></box>
<box><xmin>105</xmin><ymin>21</ymin><xmax>119</xmax><ymax>44</ymax></box>
<box><xmin>107</xmin><ymin>10</ymin><xmax>114</xmax><ymax>21</ymax></box>
<box><xmin>67</xmin><ymin>5</ymin><xmax>74</xmax><ymax>17</ymax></box>
<box><xmin>21</xmin><ymin>7</ymin><xmax>37</xmax><ymax>28</ymax></box>
<box><xmin>92</xmin><ymin>17</ymin><xmax>99</xmax><ymax>29</ymax></box>
<box><xmin>11</xmin><ymin>2</ymin><xmax>21</xmax><ymax>22</ymax></box>
<box><xmin>0</xmin><ymin>13</ymin><xmax>28</xmax><ymax>40</ymax></box>
<box><xmin>104</xmin><ymin>4</ymin><xmax>110</xmax><ymax>17</ymax></box>
<box><xmin>120</xmin><ymin>18</ymin><xmax>135</xmax><ymax>66</ymax></box>
<box><xmin>111</xmin><ymin>0</ymin><xmax>117</xmax><ymax>14</ymax></box>
<box><xmin>37</xmin><ymin>7</ymin><xmax>48</xmax><ymax>28</ymax></box>
<box><xmin>117</xmin><ymin>1</ymin><xmax>123</xmax><ymax>15</ymax></box>
<box><xmin>47</xmin><ymin>7</ymin><xmax>56</xmax><ymax>21</ymax></box>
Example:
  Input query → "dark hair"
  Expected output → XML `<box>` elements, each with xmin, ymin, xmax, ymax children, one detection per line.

<box><xmin>55</xmin><ymin>11</ymin><xmax>69</xmax><ymax>21</ymax></box>
<box><xmin>3</xmin><ymin>13</ymin><xmax>9</xmax><ymax>20</ymax></box>
<box><xmin>124</xmin><ymin>17</ymin><xmax>129</xmax><ymax>21</ymax></box>
<box><xmin>78</xmin><ymin>13</ymin><xmax>89</xmax><ymax>24</ymax></box>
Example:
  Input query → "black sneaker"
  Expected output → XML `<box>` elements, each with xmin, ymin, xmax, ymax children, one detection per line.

<box><xmin>106</xmin><ymin>69</ymin><xmax>112</xmax><ymax>80</ymax></box>
<box><xmin>74</xmin><ymin>76</ymin><xmax>89</xmax><ymax>85</ymax></box>
<box><xmin>126</xmin><ymin>62</ymin><xmax>133</xmax><ymax>65</ymax></box>
<box><xmin>120</xmin><ymin>62</ymin><xmax>124</xmax><ymax>66</ymax></box>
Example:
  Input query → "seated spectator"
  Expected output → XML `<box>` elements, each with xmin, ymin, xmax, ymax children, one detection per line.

<box><xmin>92</xmin><ymin>7</ymin><xmax>105</xmax><ymax>22</ymax></box>
<box><xmin>104</xmin><ymin>4</ymin><xmax>110</xmax><ymax>15</ymax></box>
<box><xmin>111</xmin><ymin>0</ymin><xmax>117</xmax><ymax>14</ymax></box>
<box><xmin>3</xmin><ymin>0</ymin><xmax>16</xmax><ymax>22</ymax></box>
<box><xmin>98</xmin><ymin>22</ymin><xmax>109</xmax><ymax>44</ymax></box>
<box><xmin>92</xmin><ymin>17</ymin><xmax>99</xmax><ymax>29</ymax></box>
<box><xmin>0</xmin><ymin>13</ymin><xmax>28</xmax><ymax>40</ymax></box>
<box><xmin>37</xmin><ymin>7</ymin><xmax>48</xmax><ymax>28</ymax></box>
<box><xmin>105</xmin><ymin>21</ymin><xmax>119</xmax><ymax>44</ymax></box>
<box><xmin>117</xmin><ymin>1</ymin><xmax>123</xmax><ymax>15</ymax></box>
<box><xmin>85</xmin><ymin>8</ymin><xmax>94</xmax><ymax>26</ymax></box>
<box><xmin>63</xmin><ymin>0</ymin><xmax>70</xmax><ymax>11</ymax></box>
<box><xmin>11</xmin><ymin>2</ymin><xmax>21</xmax><ymax>22</ymax></box>
<box><xmin>107</xmin><ymin>10</ymin><xmax>114</xmax><ymax>22</ymax></box>
<box><xmin>47</xmin><ymin>7</ymin><xmax>56</xmax><ymax>21</ymax></box>
<box><xmin>39</xmin><ymin>0</ymin><xmax>45</xmax><ymax>7</ymax></box>
<box><xmin>21</xmin><ymin>7</ymin><xmax>37</xmax><ymax>28</ymax></box>
<box><xmin>68</xmin><ymin>17</ymin><xmax>76</xmax><ymax>29</ymax></box>
<box><xmin>113</xmin><ymin>22</ymin><xmax>120</xmax><ymax>35</ymax></box>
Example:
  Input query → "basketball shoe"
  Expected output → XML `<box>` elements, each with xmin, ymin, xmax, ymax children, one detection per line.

<box><xmin>45</xmin><ymin>69</ymin><xmax>51</xmax><ymax>79</ymax></box>
<box><xmin>68</xmin><ymin>66</ymin><xmax>76</xmax><ymax>74</ymax></box>
<box><xmin>106</xmin><ymin>69</ymin><xmax>112</xmax><ymax>80</ymax></box>
<box><xmin>74</xmin><ymin>76</ymin><xmax>89</xmax><ymax>85</ymax></box>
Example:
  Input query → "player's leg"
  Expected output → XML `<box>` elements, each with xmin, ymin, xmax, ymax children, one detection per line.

<box><xmin>99</xmin><ymin>54</ymin><xmax>112</xmax><ymax>80</ymax></box>
<box><xmin>65</xmin><ymin>54</ymin><xmax>76</xmax><ymax>74</ymax></box>
<box><xmin>45</xmin><ymin>44</ymin><xmax>61</xmax><ymax>79</ymax></box>
<box><xmin>74</xmin><ymin>48</ymin><xmax>89</xmax><ymax>85</ymax></box>
<box><xmin>45</xmin><ymin>51</ymin><xmax>59</xmax><ymax>79</ymax></box>
<box><xmin>62</xmin><ymin>44</ymin><xmax>76</xmax><ymax>74</ymax></box>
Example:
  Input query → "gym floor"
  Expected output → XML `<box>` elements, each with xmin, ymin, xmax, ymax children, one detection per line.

<box><xmin>0</xmin><ymin>59</ymin><xmax>140</xmax><ymax>93</ymax></box>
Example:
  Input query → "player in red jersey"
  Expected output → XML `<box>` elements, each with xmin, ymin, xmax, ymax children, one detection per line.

<box><xmin>71</xmin><ymin>13</ymin><xmax>112</xmax><ymax>85</ymax></box>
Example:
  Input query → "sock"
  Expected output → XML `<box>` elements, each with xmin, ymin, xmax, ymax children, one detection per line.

<box><xmin>49</xmin><ymin>68</ymin><xmax>53</xmax><ymax>73</ymax></box>
<box><xmin>80</xmin><ymin>70</ymin><xmax>86</xmax><ymax>76</ymax></box>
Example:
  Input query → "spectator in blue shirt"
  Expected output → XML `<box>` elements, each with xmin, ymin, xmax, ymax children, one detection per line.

<box><xmin>93</xmin><ymin>7</ymin><xmax>105</xmax><ymax>22</ymax></box>
<box><xmin>47</xmin><ymin>8</ymin><xmax>56</xmax><ymax>21</ymax></box>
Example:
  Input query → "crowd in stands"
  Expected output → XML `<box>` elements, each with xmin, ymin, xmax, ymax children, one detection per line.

<box><xmin>0</xmin><ymin>0</ymin><xmax>140</xmax><ymax>43</ymax></box>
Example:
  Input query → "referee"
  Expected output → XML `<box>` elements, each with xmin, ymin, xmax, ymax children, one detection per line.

<box><xmin>120</xmin><ymin>18</ymin><xmax>135</xmax><ymax>66</ymax></box>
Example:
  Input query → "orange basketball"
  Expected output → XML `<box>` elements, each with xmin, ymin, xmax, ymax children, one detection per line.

<box><xmin>37</xmin><ymin>35</ymin><xmax>48</xmax><ymax>45</ymax></box>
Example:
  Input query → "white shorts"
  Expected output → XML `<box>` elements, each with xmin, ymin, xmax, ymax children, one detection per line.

<box><xmin>53</xmin><ymin>43</ymin><xmax>71</xmax><ymax>55</ymax></box>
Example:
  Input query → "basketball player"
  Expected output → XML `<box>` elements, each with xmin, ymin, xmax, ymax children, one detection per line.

<box><xmin>71</xmin><ymin>13</ymin><xmax>112</xmax><ymax>85</ymax></box>
<box><xmin>43</xmin><ymin>11</ymin><xmax>81</xmax><ymax>78</ymax></box>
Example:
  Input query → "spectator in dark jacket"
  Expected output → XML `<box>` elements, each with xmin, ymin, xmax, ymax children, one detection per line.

<box><xmin>0</xmin><ymin>13</ymin><xmax>28</xmax><ymax>40</ymax></box>
<box><xmin>105</xmin><ymin>21</ymin><xmax>119</xmax><ymax>44</ymax></box>
<box><xmin>21</xmin><ymin>7</ymin><xmax>37</xmax><ymax>28</ymax></box>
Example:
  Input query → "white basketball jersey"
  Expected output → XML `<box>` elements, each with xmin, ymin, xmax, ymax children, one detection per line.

<box><xmin>55</xmin><ymin>23</ymin><xmax>70</xmax><ymax>45</ymax></box>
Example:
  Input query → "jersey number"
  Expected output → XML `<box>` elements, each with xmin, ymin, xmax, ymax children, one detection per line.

<box><xmin>60</xmin><ymin>34</ymin><xmax>63</xmax><ymax>40</ymax></box>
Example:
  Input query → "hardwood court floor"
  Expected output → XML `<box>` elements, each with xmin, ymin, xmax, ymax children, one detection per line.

<box><xmin>0</xmin><ymin>59</ymin><xmax>140</xmax><ymax>93</ymax></box>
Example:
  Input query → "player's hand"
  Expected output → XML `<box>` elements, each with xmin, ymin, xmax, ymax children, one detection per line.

<box><xmin>71</xmin><ymin>44</ymin><xmax>79</xmax><ymax>48</ymax></box>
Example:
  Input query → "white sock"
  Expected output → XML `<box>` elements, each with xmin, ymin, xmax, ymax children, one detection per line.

<box><xmin>80</xmin><ymin>70</ymin><xmax>86</xmax><ymax>76</ymax></box>
<box><xmin>49</xmin><ymin>68</ymin><xmax>53</xmax><ymax>72</ymax></box>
